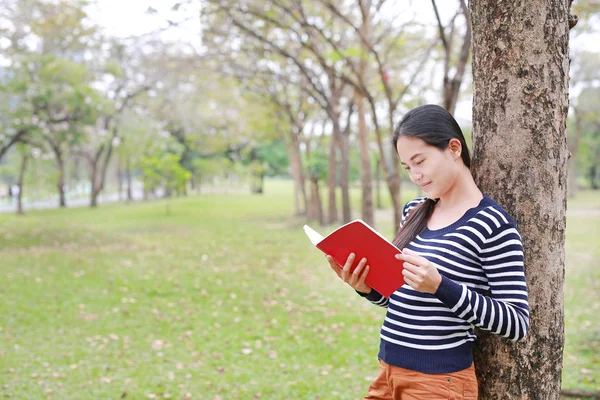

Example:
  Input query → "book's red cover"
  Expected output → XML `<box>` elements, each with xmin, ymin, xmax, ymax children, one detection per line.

<box><xmin>310</xmin><ymin>220</ymin><xmax>405</xmax><ymax>297</ymax></box>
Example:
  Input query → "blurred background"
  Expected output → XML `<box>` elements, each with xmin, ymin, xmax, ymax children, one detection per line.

<box><xmin>0</xmin><ymin>1</ymin><xmax>598</xmax><ymax>399</ymax></box>
<box><xmin>0</xmin><ymin>0</ymin><xmax>596</xmax><ymax>217</ymax></box>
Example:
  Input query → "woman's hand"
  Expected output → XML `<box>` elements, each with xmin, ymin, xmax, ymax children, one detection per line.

<box><xmin>326</xmin><ymin>253</ymin><xmax>372</xmax><ymax>295</ymax></box>
<box><xmin>395</xmin><ymin>248</ymin><xmax>442</xmax><ymax>294</ymax></box>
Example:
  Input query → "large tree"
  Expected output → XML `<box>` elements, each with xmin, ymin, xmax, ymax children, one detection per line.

<box><xmin>469</xmin><ymin>0</ymin><xmax>574</xmax><ymax>398</ymax></box>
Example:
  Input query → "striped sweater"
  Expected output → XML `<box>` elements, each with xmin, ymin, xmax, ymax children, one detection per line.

<box><xmin>360</xmin><ymin>195</ymin><xmax>530</xmax><ymax>373</ymax></box>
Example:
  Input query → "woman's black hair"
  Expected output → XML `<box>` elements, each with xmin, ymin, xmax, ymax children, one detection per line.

<box><xmin>391</xmin><ymin>104</ymin><xmax>471</xmax><ymax>250</ymax></box>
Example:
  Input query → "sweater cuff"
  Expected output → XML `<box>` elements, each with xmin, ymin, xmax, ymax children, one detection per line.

<box><xmin>433</xmin><ymin>275</ymin><xmax>465</xmax><ymax>310</ymax></box>
<box><xmin>356</xmin><ymin>288</ymin><xmax>385</xmax><ymax>302</ymax></box>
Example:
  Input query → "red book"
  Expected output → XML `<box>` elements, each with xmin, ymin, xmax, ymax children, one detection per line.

<box><xmin>303</xmin><ymin>220</ymin><xmax>405</xmax><ymax>297</ymax></box>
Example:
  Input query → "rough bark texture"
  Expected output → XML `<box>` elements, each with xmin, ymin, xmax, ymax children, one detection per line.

<box><xmin>470</xmin><ymin>0</ymin><xmax>570</xmax><ymax>399</ymax></box>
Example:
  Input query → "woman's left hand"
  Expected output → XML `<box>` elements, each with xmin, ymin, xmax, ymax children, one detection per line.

<box><xmin>395</xmin><ymin>248</ymin><xmax>442</xmax><ymax>294</ymax></box>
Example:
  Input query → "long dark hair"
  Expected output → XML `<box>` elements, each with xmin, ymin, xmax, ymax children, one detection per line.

<box><xmin>391</xmin><ymin>104</ymin><xmax>471</xmax><ymax>250</ymax></box>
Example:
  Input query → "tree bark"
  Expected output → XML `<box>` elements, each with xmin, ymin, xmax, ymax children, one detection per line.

<box><xmin>590</xmin><ymin>163</ymin><xmax>598</xmax><ymax>190</ymax></box>
<box><xmin>470</xmin><ymin>0</ymin><xmax>570</xmax><ymax>398</ymax></box>
<box><xmin>326</xmin><ymin>116</ymin><xmax>339</xmax><ymax>224</ymax></box>
<box><xmin>375</xmin><ymin>157</ymin><xmax>382</xmax><ymax>209</ymax></box>
<box><xmin>309</xmin><ymin>177</ymin><xmax>324</xmax><ymax>226</ymax></box>
<box><xmin>356</xmin><ymin>0</ymin><xmax>374</xmax><ymax>227</ymax></box>
<box><xmin>126</xmin><ymin>156</ymin><xmax>133</xmax><ymax>201</ymax></box>
<box><xmin>117</xmin><ymin>153</ymin><xmax>123</xmax><ymax>201</ymax></box>
<box><xmin>288</xmin><ymin>127</ymin><xmax>308</xmax><ymax>216</ymax></box>
<box><xmin>336</xmin><ymin>115</ymin><xmax>351</xmax><ymax>224</ymax></box>
<box><xmin>54</xmin><ymin>148</ymin><xmax>67</xmax><ymax>208</ymax></box>
<box><xmin>90</xmin><ymin>161</ymin><xmax>99</xmax><ymax>208</ymax></box>
<box><xmin>432</xmin><ymin>0</ymin><xmax>471</xmax><ymax>115</ymax></box>
<box><xmin>16</xmin><ymin>153</ymin><xmax>28</xmax><ymax>215</ymax></box>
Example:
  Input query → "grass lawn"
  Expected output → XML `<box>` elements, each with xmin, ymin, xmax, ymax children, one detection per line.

<box><xmin>0</xmin><ymin>179</ymin><xmax>598</xmax><ymax>399</ymax></box>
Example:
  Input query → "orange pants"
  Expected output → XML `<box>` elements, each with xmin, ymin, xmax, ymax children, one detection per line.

<box><xmin>364</xmin><ymin>359</ymin><xmax>478</xmax><ymax>400</ymax></box>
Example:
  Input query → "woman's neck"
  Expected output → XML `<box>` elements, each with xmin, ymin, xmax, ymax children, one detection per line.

<box><xmin>436</xmin><ymin>169</ymin><xmax>482</xmax><ymax>210</ymax></box>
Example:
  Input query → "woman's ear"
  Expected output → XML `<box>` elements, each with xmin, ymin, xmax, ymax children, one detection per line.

<box><xmin>448</xmin><ymin>138</ymin><xmax>462</xmax><ymax>160</ymax></box>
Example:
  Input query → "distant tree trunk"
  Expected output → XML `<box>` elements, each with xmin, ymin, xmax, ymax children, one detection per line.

<box><xmin>117</xmin><ymin>153</ymin><xmax>123</xmax><ymax>201</ymax></box>
<box><xmin>326</xmin><ymin>119</ymin><xmax>339</xmax><ymax>224</ymax></box>
<box><xmin>309</xmin><ymin>176</ymin><xmax>324</xmax><ymax>226</ymax></box>
<box><xmin>16</xmin><ymin>153</ymin><xmax>28</xmax><ymax>215</ymax></box>
<box><xmin>90</xmin><ymin>161</ymin><xmax>99</xmax><ymax>208</ymax></box>
<box><xmin>357</xmin><ymin>0</ymin><xmax>374</xmax><ymax>227</ymax></box>
<box><xmin>568</xmin><ymin>108</ymin><xmax>583</xmax><ymax>198</ymax></box>
<box><xmin>49</xmin><ymin>142</ymin><xmax>67</xmax><ymax>208</ymax></box>
<box><xmin>287</xmin><ymin>128</ymin><xmax>308</xmax><ymax>216</ymax></box>
<box><xmin>305</xmin><ymin>139</ymin><xmax>323</xmax><ymax>223</ymax></box>
<box><xmin>470</xmin><ymin>0</ymin><xmax>571</xmax><ymax>398</ymax></box>
<box><xmin>337</xmin><ymin>117</ymin><xmax>351</xmax><ymax>224</ymax></box>
<box><xmin>126</xmin><ymin>157</ymin><xmax>133</xmax><ymax>201</ymax></box>
<box><xmin>375</xmin><ymin>157</ymin><xmax>382</xmax><ymax>209</ymax></box>
<box><xmin>590</xmin><ymin>163</ymin><xmax>598</xmax><ymax>190</ymax></box>
<box><xmin>89</xmin><ymin>124</ymin><xmax>119</xmax><ymax>208</ymax></box>
<box><xmin>432</xmin><ymin>0</ymin><xmax>471</xmax><ymax>115</ymax></box>
<box><xmin>43</xmin><ymin>134</ymin><xmax>66</xmax><ymax>207</ymax></box>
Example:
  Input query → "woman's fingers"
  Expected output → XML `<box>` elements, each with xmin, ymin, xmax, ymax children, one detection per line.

<box><xmin>326</xmin><ymin>255</ymin><xmax>342</xmax><ymax>278</ymax></box>
<box><xmin>341</xmin><ymin>253</ymin><xmax>356</xmax><ymax>281</ymax></box>
<box><xmin>352</xmin><ymin>257</ymin><xmax>367</xmax><ymax>277</ymax></box>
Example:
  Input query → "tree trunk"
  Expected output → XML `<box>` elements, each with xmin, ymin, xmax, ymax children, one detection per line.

<box><xmin>433</xmin><ymin>0</ymin><xmax>471</xmax><ymax>115</ymax></box>
<box><xmin>367</xmin><ymin>98</ymin><xmax>402</xmax><ymax>229</ymax></box>
<box><xmin>16</xmin><ymin>153</ymin><xmax>28</xmax><ymax>215</ymax></box>
<box><xmin>310</xmin><ymin>177</ymin><xmax>324</xmax><ymax>226</ymax></box>
<box><xmin>590</xmin><ymin>163</ymin><xmax>598</xmax><ymax>190</ymax></box>
<box><xmin>56</xmin><ymin>150</ymin><xmax>66</xmax><ymax>208</ymax></box>
<box><xmin>126</xmin><ymin>156</ymin><xmax>133</xmax><ymax>201</ymax></box>
<box><xmin>90</xmin><ymin>162</ymin><xmax>100</xmax><ymax>208</ymax></box>
<box><xmin>337</xmin><ymin>119</ymin><xmax>351</xmax><ymax>224</ymax></box>
<box><xmin>375</xmin><ymin>157</ymin><xmax>382</xmax><ymax>209</ymax></box>
<box><xmin>117</xmin><ymin>153</ymin><xmax>123</xmax><ymax>201</ymax></box>
<box><xmin>288</xmin><ymin>129</ymin><xmax>308</xmax><ymax>216</ymax></box>
<box><xmin>326</xmin><ymin>118</ymin><xmax>339</xmax><ymax>224</ymax></box>
<box><xmin>356</xmin><ymin>89</ymin><xmax>374</xmax><ymax>226</ymax></box>
<box><xmin>356</xmin><ymin>1</ymin><xmax>375</xmax><ymax>227</ymax></box>
<box><xmin>567</xmin><ymin>110</ymin><xmax>583</xmax><ymax>198</ymax></box>
<box><xmin>470</xmin><ymin>0</ymin><xmax>570</xmax><ymax>398</ymax></box>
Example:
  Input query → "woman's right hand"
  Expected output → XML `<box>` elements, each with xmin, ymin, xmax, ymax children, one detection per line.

<box><xmin>326</xmin><ymin>253</ymin><xmax>372</xmax><ymax>295</ymax></box>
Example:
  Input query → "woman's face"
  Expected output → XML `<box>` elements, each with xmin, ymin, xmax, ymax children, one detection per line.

<box><xmin>396</xmin><ymin>136</ymin><xmax>461</xmax><ymax>199</ymax></box>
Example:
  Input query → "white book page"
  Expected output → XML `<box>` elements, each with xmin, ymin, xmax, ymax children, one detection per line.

<box><xmin>303</xmin><ymin>225</ymin><xmax>324</xmax><ymax>246</ymax></box>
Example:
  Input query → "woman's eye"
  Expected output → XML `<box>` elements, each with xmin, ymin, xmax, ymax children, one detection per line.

<box><xmin>416</xmin><ymin>159</ymin><xmax>424</xmax><ymax>165</ymax></box>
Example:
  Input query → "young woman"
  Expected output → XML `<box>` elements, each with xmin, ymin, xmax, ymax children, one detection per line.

<box><xmin>326</xmin><ymin>104</ymin><xmax>530</xmax><ymax>399</ymax></box>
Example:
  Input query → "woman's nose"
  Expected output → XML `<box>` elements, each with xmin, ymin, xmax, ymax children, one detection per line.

<box><xmin>410</xmin><ymin>170</ymin><xmax>422</xmax><ymax>181</ymax></box>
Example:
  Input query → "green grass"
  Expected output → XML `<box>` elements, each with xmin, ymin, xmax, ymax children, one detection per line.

<box><xmin>0</xmin><ymin>179</ymin><xmax>598</xmax><ymax>399</ymax></box>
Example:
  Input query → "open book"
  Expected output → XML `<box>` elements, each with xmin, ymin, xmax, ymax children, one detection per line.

<box><xmin>303</xmin><ymin>219</ymin><xmax>405</xmax><ymax>297</ymax></box>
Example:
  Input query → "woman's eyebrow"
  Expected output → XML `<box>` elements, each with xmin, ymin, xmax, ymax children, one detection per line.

<box><xmin>400</xmin><ymin>153</ymin><xmax>423</xmax><ymax>165</ymax></box>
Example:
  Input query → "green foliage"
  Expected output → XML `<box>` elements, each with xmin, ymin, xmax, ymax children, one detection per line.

<box><xmin>255</xmin><ymin>139</ymin><xmax>289</xmax><ymax>176</ymax></box>
<box><xmin>140</xmin><ymin>135</ymin><xmax>191</xmax><ymax>195</ymax></box>
<box><xmin>306</xmin><ymin>146</ymin><xmax>328</xmax><ymax>181</ymax></box>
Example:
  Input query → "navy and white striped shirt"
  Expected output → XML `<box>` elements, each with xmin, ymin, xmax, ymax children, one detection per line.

<box><xmin>360</xmin><ymin>195</ymin><xmax>530</xmax><ymax>373</ymax></box>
